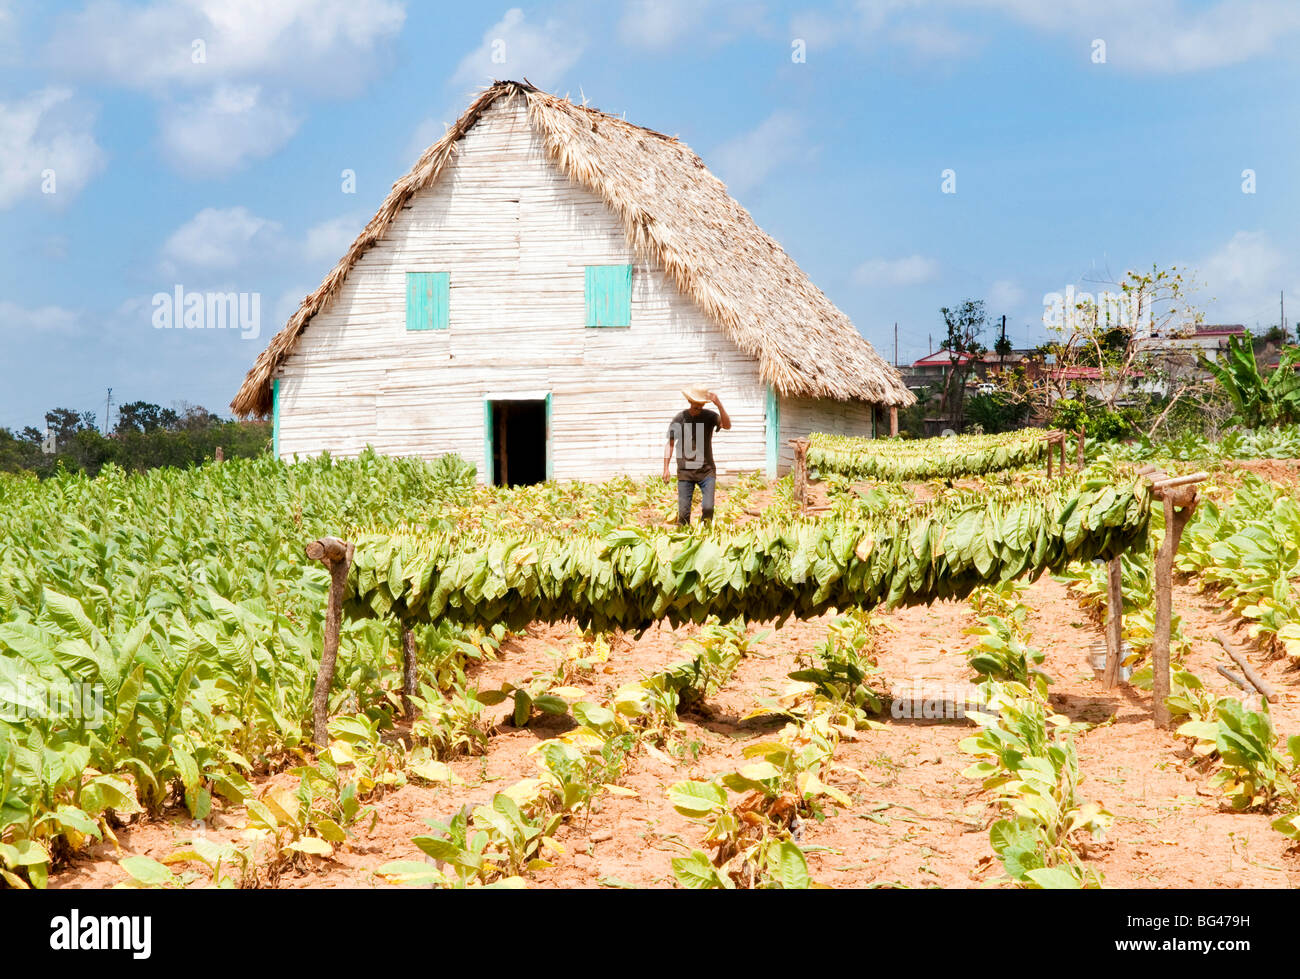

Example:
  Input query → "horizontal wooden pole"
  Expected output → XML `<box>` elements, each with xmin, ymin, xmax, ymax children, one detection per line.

<box><xmin>306</xmin><ymin>536</ymin><xmax>349</xmax><ymax>563</ymax></box>
<box><xmin>1152</xmin><ymin>471</ymin><xmax>1210</xmax><ymax>490</ymax></box>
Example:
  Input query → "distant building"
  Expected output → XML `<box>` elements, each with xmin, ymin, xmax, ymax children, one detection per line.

<box><xmin>902</xmin><ymin>350</ymin><xmax>975</xmax><ymax>390</ymax></box>
<box><xmin>1134</xmin><ymin>324</ymin><xmax>1246</xmax><ymax>364</ymax></box>
<box><xmin>901</xmin><ymin>348</ymin><xmax>1035</xmax><ymax>392</ymax></box>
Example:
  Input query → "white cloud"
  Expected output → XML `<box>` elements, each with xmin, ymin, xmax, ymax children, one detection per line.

<box><xmin>45</xmin><ymin>0</ymin><xmax>405</xmax><ymax>175</ymax></box>
<box><xmin>0</xmin><ymin>300</ymin><xmax>82</xmax><ymax>334</ymax></box>
<box><xmin>160</xmin><ymin>206</ymin><xmax>282</xmax><ymax>273</ymax></box>
<box><xmin>0</xmin><ymin>0</ymin><xmax>18</xmax><ymax>63</ymax></box>
<box><xmin>853</xmin><ymin>254</ymin><xmax>940</xmax><ymax>287</ymax></box>
<box><xmin>710</xmin><ymin>111</ymin><xmax>813</xmax><ymax>196</ymax></box>
<box><xmin>0</xmin><ymin>88</ymin><xmax>104</xmax><ymax>208</ymax></box>
<box><xmin>46</xmin><ymin>0</ymin><xmax>406</xmax><ymax>91</ymax></box>
<box><xmin>987</xmin><ymin>279</ymin><xmax>1025</xmax><ymax>311</ymax></box>
<box><xmin>792</xmin><ymin>0</ymin><xmax>1300</xmax><ymax>72</ymax></box>
<box><xmin>792</xmin><ymin>0</ymin><xmax>978</xmax><ymax>61</ymax></box>
<box><xmin>159</xmin><ymin>206</ymin><xmax>367</xmax><ymax>285</ymax></box>
<box><xmin>618</xmin><ymin>0</ymin><xmax>708</xmax><ymax>50</ymax></box>
<box><xmin>451</xmin><ymin>8</ymin><xmax>585</xmax><ymax>92</ymax></box>
<box><xmin>1198</xmin><ymin>230</ymin><xmax>1294</xmax><ymax>324</ymax></box>
<box><xmin>159</xmin><ymin>85</ymin><xmax>300</xmax><ymax>176</ymax></box>
<box><xmin>974</xmin><ymin>0</ymin><xmax>1300</xmax><ymax>72</ymax></box>
<box><xmin>303</xmin><ymin>213</ymin><xmax>363</xmax><ymax>265</ymax></box>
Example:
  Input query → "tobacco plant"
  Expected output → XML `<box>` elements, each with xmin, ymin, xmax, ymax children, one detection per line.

<box><xmin>960</xmin><ymin>682</ymin><xmax>1111</xmax><ymax>888</ymax></box>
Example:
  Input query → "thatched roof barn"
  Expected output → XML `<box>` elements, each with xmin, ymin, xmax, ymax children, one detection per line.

<box><xmin>234</xmin><ymin>81</ymin><xmax>911</xmax><ymax>482</ymax></box>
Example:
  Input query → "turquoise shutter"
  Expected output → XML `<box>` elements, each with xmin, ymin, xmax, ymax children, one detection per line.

<box><xmin>406</xmin><ymin>272</ymin><xmax>449</xmax><ymax>330</ymax></box>
<box><xmin>584</xmin><ymin>265</ymin><xmax>632</xmax><ymax>327</ymax></box>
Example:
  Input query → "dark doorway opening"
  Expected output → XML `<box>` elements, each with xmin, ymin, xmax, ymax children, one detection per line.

<box><xmin>490</xmin><ymin>399</ymin><xmax>547</xmax><ymax>486</ymax></box>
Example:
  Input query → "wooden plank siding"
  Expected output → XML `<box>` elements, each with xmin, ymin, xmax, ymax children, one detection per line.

<box><xmin>274</xmin><ymin>98</ymin><xmax>872</xmax><ymax>481</ymax></box>
<box><xmin>777</xmin><ymin>394</ymin><xmax>877</xmax><ymax>473</ymax></box>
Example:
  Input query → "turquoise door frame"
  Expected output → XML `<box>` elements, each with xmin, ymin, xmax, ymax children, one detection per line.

<box><xmin>545</xmin><ymin>393</ymin><xmax>554</xmax><ymax>481</ymax></box>
<box><xmin>272</xmin><ymin>377</ymin><xmax>280</xmax><ymax>459</ymax></box>
<box><xmin>483</xmin><ymin>395</ymin><xmax>553</xmax><ymax>486</ymax></box>
<box><xmin>764</xmin><ymin>385</ymin><xmax>780</xmax><ymax>477</ymax></box>
<box><xmin>483</xmin><ymin>400</ymin><xmax>494</xmax><ymax>485</ymax></box>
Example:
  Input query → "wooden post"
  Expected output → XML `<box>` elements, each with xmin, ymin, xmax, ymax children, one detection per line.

<box><xmin>214</xmin><ymin>445</ymin><xmax>224</xmax><ymax>463</ymax></box>
<box><xmin>306</xmin><ymin>535</ymin><xmax>353</xmax><ymax>748</ymax></box>
<box><xmin>1102</xmin><ymin>556</ymin><xmax>1124</xmax><ymax>688</ymax></box>
<box><xmin>1046</xmin><ymin>438</ymin><xmax>1053</xmax><ymax>478</ymax></box>
<box><xmin>1150</xmin><ymin>484</ymin><xmax>1198</xmax><ymax>729</ymax></box>
<box><xmin>401</xmin><ymin>627</ymin><xmax>419</xmax><ymax>716</ymax></box>
<box><xmin>791</xmin><ymin>438</ymin><xmax>809</xmax><ymax>514</ymax></box>
<box><xmin>889</xmin><ymin>405</ymin><xmax>898</xmax><ymax>437</ymax></box>
<box><xmin>1059</xmin><ymin>436</ymin><xmax>1067</xmax><ymax>473</ymax></box>
<box><xmin>1076</xmin><ymin>430</ymin><xmax>1085</xmax><ymax>469</ymax></box>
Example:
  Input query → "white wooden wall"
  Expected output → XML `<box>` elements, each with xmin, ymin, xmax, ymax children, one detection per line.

<box><xmin>777</xmin><ymin>394</ymin><xmax>877</xmax><ymax>472</ymax></box>
<box><xmin>276</xmin><ymin>98</ymin><xmax>865</xmax><ymax>482</ymax></box>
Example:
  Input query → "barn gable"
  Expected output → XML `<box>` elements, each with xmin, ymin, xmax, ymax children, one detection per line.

<box><xmin>232</xmin><ymin>81</ymin><xmax>912</xmax><ymax>421</ymax></box>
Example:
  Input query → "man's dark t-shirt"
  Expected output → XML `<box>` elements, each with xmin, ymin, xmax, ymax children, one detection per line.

<box><xmin>668</xmin><ymin>408</ymin><xmax>720</xmax><ymax>481</ymax></box>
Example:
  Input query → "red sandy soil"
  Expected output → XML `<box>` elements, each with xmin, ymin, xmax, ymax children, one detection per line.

<box><xmin>49</xmin><ymin>573</ymin><xmax>1300</xmax><ymax>890</ymax></box>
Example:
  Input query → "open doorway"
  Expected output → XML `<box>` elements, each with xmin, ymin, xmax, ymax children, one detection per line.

<box><xmin>487</xmin><ymin>398</ymin><xmax>548</xmax><ymax>486</ymax></box>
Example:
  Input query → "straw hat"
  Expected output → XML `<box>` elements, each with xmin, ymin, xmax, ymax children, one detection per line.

<box><xmin>681</xmin><ymin>385</ymin><xmax>711</xmax><ymax>405</ymax></box>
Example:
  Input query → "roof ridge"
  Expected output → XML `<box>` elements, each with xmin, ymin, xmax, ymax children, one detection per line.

<box><xmin>231</xmin><ymin>82</ymin><xmax>913</xmax><ymax>418</ymax></box>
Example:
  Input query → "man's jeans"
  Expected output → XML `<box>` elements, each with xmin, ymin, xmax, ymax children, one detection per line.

<box><xmin>677</xmin><ymin>475</ymin><xmax>715</xmax><ymax>526</ymax></box>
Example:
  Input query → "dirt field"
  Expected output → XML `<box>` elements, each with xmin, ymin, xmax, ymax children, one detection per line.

<box><xmin>50</xmin><ymin>569</ymin><xmax>1300</xmax><ymax>889</ymax></box>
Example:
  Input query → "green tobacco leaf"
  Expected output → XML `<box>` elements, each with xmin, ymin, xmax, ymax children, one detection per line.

<box><xmin>666</xmin><ymin>780</ymin><xmax>728</xmax><ymax>815</ymax></box>
<box><xmin>1024</xmin><ymin>866</ymin><xmax>1082</xmax><ymax>889</ymax></box>
<box><xmin>671</xmin><ymin>850</ymin><xmax>726</xmax><ymax>889</ymax></box>
<box><xmin>774</xmin><ymin>841</ymin><xmax>811</xmax><ymax>889</ymax></box>
<box><xmin>119</xmin><ymin>855</ymin><xmax>174</xmax><ymax>887</ymax></box>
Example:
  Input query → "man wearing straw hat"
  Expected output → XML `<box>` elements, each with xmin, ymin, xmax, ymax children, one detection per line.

<box><xmin>663</xmin><ymin>386</ymin><xmax>731</xmax><ymax>526</ymax></box>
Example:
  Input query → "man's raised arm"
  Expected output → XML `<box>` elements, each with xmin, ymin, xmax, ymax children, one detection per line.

<box><xmin>709</xmin><ymin>392</ymin><xmax>731</xmax><ymax>430</ymax></box>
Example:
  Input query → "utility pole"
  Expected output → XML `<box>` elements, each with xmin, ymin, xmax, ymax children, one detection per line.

<box><xmin>104</xmin><ymin>387</ymin><xmax>112</xmax><ymax>435</ymax></box>
<box><xmin>1282</xmin><ymin>290</ymin><xmax>1286</xmax><ymax>335</ymax></box>
<box><xmin>894</xmin><ymin>322</ymin><xmax>898</xmax><ymax>367</ymax></box>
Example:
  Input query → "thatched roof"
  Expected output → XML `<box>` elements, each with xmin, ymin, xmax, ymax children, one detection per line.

<box><xmin>231</xmin><ymin>81</ymin><xmax>914</xmax><ymax>417</ymax></box>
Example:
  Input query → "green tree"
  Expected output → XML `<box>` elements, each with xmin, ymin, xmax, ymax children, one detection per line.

<box><xmin>994</xmin><ymin>332</ymin><xmax>1013</xmax><ymax>361</ymax></box>
<box><xmin>966</xmin><ymin>391</ymin><xmax>1029</xmax><ymax>434</ymax></box>
<box><xmin>44</xmin><ymin>408</ymin><xmax>95</xmax><ymax>448</ymax></box>
<box><xmin>115</xmin><ymin>401</ymin><xmax>179</xmax><ymax>435</ymax></box>
<box><xmin>1200</xmin><ymin>333</ymin><xmax>1300</xmax><ymax>427</ymax></box>
<box><xmin>0</xmin><ymin>428</ymin><xmax>43</xmax><ymax>473</ymax></box>
<box><xmin>939</xmin><ymin>299</ymin><xmax>987</xmax><ymax>432</ymax></box>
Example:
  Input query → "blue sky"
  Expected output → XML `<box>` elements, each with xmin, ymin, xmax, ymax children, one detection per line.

<box><xmin>1</xmin><ymin>0</ymin><xmax>1298</xmax><ymax>430</ymax></box>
